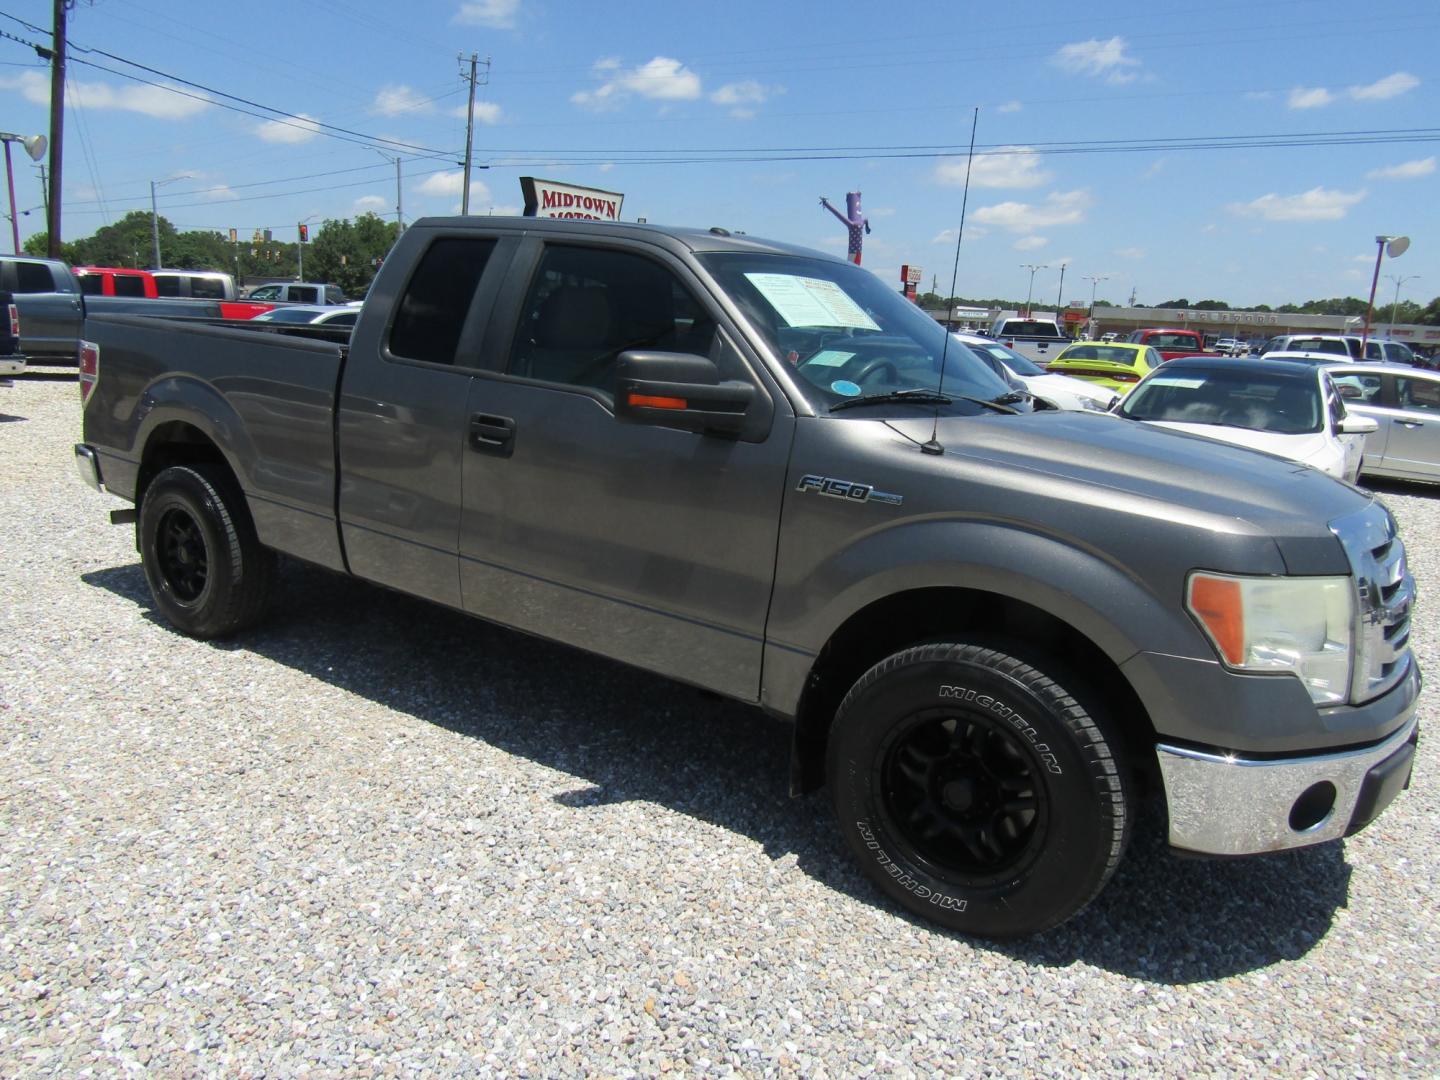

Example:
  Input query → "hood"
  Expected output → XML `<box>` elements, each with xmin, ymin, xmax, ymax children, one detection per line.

<box><xmin>1021</xmin><ymin>372</ymin><xmax>1117</xmax><ymax>405</ymax></box>
<box><xmin>881</xmin><ymin>410</ymin><xmax>1370</xmax><ymax>559</ymax></box>
<box><xmin>1140</xmin><ymin>420</ymin><xmax>1329</xmax><ymax>466</ymax></box>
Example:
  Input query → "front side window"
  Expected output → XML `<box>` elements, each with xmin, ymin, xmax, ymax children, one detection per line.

<box><xmin>699</xmin><ymin>251</ymin><xmax>1009</xmax><ymax>413</ymax></box>
<box><xmin>154</xmin><ymin>276</ymin><xmax>181</xmax><ymax>297</ymax></box>
<box><xmin>508</xmin><ymin>245</ymin><xmax>718</xmax><ymax>394</ymax></box>
<box><xmin>249</xmin><ymin>286</ymin><xmax>280</xmax><ymax>301</ymax></box>
<box><xmin>77</xmin><ymin>274</ymin><xmax>103</xmax><ymax>296</ymax></box>
<box><xmin>388</xmin><ymin>237</ymin><xmax>495</xmax><ymax>365</ymax></box>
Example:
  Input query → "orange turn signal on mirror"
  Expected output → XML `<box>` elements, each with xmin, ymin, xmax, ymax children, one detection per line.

<box><xmin>628</xmin><ymin>393</ymin><xmax>687</xmax><ymax>410</ymax></box>
<box><xmin>1187</xmin><ymin>574</ymin><xmax>1245</xmax><ymax>665</ymax></box>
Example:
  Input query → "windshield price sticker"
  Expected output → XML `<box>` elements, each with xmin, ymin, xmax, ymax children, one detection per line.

<box><xmin>807</xmin><ymin>350</ymin><xmax>857</xmax><ymax>367</ymax></box>
<box><xmin>745</xmin><ymin>273</ymin><xmax>881</xmax><ymax>332</ymax></box>
<box><xmin>1147</xmin><ymin>376</ymin><xmax>1207</xmax><ymax>390</ymax></box>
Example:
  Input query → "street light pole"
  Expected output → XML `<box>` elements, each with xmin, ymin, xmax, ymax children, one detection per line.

<box><xmin>149</xmin><ymin>176</ymin><xmax>184</xmax><ymax>269</ymax></box>
<box><xmin>1020</xmin><ymin>263</ymin><xmax>1047</xmax><ymax>317</ymax></box>
<box><xmin>1362</xmin><ymin>235</ymin><xmax>1410</xmax><ymax>353</ymax></box>
<box><xmin>0</xmin><ymin>133</ymin><xmax>47</xmax><ymax>254</ymax></box>
<box><xmin>1082</xmin><ymin>274</ymin><xmax>1111</xmax><ymax>337</ymax></box>
<box><xmin>1384</xmin><ymin>273</ymin><xmax>1419</xmax><ymax>336</ymax></box>
<box><xmin>1055</xmin><ymin>262</ymin><xmax>1068</xmax><ymax>311</ymax></box>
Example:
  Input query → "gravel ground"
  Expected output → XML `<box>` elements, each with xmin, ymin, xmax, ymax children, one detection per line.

<box><xmin>1</xmin><ymin>374</ymin><xmax>1436</xmax><ymax>1078</ymax></box>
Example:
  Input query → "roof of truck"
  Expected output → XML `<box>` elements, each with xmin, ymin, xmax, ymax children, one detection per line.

<box><xmin>410</xmin><ymin>215</ymin><xmax>830</xmax><ymax>259</ymax></box>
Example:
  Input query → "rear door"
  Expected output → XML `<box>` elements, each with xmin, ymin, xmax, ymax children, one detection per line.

<box><xmin>1383</xmin><ymin>372</ymin><xmax>1440</xmax><ymax>480</ymax></box>
<box><xmin>336</xmin><ymin>231</ymin><xmax>511</xmax><ymax>608</ymax></box>
<box><xmin>456</xmin><ymin>234</ymin><xmax>793</xmax><ymax>700</ymax></box>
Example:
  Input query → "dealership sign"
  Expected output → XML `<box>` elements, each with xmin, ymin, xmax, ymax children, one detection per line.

<box><xmin>520</xmin><ymin>177</ymin><xmax>626</xmax><ymax>221</ymax></box>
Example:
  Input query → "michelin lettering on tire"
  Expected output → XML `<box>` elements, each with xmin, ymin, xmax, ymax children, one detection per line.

<box><xmin>854</xmin><ymin>820</ymin><xmax>968</xmax><ymax>913</ymax></box>
<box><xmin>939</xmin><ymin>683</ymin><xmax>1063</xmax><ymax>774</ymax></box>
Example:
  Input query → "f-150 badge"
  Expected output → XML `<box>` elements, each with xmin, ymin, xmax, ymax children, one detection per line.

<box><xmin>796</xmin><ymin>474</ymin><xmax>903</xmax><ymax>506</ymax></box>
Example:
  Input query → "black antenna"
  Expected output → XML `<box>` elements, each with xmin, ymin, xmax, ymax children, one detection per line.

<box><xmin>923</xmin><ymin>106</ymin><xmax>980</xmax><ymax>456</ymax></box>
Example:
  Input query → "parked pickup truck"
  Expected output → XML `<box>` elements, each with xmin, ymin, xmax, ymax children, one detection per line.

<box><xmin>74</xmin><ymin>217</ymin><xmax>1421</xmax><ymax>938</ymax></box>
<box><xmin>0</xmin><ymin>256</ymin><xmax>270</xmax><ymax>363</ymax></box>
<box><xmin>1126</xmin><ymin>327</ymin><xmax>1223</xmax><ymax>362</ymax></box>
<box><xmin>987</xmin><ymin>315</ymin><xmax>1069</xmax><ymax>366</ymax></box>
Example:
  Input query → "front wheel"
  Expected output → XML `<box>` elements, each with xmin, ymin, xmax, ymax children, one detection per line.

<box><xmin>827</xmin><ymin>642</ymin><xmax>1131</xmax><ymax>938</ymax></box>
<box><xmin>138</xmin><ymin>464</ymin><xmax>275</xmax><ymax>639</ymax></box>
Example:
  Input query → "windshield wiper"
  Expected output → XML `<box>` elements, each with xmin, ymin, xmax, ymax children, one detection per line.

<box><xmin>958</xmin><ymin>394</ymin><xmax>1020</xmax><ymax>415</ymax></box>
<box><xmin>830</xmin><ymin>389</ymin><xmax>952</xmax><ymax>412</ymax></box>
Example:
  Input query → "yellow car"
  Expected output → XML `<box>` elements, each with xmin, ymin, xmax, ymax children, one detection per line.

<box><xmin>1046</xmin><ymin>341</ymin><xmax>1165</xmax><ymax>396</ymax></box>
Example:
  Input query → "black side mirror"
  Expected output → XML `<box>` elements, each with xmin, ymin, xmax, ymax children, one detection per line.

<box><xmin>615</xmin><ymin>351</ymin><xmax>754</xmax><ymax>436</ymax></box>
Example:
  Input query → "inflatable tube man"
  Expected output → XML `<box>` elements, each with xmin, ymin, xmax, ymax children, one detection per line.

<box><xmin>821</xmin><ymin>192</ymin><xmax>870</xmax><ymax>265</ymax></box>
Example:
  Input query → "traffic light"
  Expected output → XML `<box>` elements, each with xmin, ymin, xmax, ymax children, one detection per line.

<box><xmin>298</xmin><ymin>223</ymin><xmax>309</xmax><ymax>243</ymax></box>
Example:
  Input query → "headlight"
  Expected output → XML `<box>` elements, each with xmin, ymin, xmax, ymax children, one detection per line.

<box><xmin>1186</xmin><ymin>572</ymin><xmax>1354</xmax><ymax>705</ymax></box>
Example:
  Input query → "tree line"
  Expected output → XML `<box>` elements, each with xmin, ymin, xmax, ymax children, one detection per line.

<box><xmin>23</xmin><ymin>210</ymin><xmax>400</xmax><ymax>298</ymax></box>
<box><xmin>917</xmin><ymin>291</ymin><xmax>1440</xmax><ymax>325</ymax></box>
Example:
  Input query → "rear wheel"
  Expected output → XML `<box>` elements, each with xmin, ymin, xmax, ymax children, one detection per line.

<box><xmin>138</xmin><ymin>464</ymin><xmax>275</xmax><ymax>638</ymax></box>
<box><xmin>827</xmin><ymin>641</ymin><xmax>1131</xmax><ymax>938</ymax></box>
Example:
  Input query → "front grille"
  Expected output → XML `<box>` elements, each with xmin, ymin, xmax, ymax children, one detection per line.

<box><xmin>1331</xmin><ymin>503</ymin><xmax>1415</xmax><ymax>703</ymax></box>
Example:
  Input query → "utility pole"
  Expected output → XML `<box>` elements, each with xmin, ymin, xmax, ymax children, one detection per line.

<box><xmin>1020</xmin><ymin>264</ymin><xmax>1047</xmax><ymax>317</ymax></box>
<box><xmin>46</xmin><ymin>0</ymin><xmax>69</xmax><ymax>258</ymax></box>
<box><xmin>458</xmin><ymin>54</ymin><xmax>490</xmax><ymax>215</ymax></box>
<box><xmin>393</xmin><ymin>155</ymin><xmax>404</xmax><ymax>233</ymax></box>
<box><xmin>1055</xmin><ymin>262</ymin><xmax>1068</xmax><ymax>311</ymax></box>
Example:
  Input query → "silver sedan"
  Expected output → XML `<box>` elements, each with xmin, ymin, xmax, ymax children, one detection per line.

<box><xmin>1327</xmin><ymin>362</ymin><xmax>1440</xmax><ymax>483</ymax></box>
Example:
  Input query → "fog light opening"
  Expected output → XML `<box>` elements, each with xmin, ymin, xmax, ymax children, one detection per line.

<box><xmin>1289</xmin><ymin>781</ymin><xmax>1337</xmax><ymax>833</ymax></box>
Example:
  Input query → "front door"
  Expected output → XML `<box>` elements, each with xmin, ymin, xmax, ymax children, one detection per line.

<box><xmin>457</xmin><ymin>239</ymin><xmax>793</xmax><ymax>700</ymax></box>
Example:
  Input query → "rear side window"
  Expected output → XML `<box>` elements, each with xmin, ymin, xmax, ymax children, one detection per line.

<box><xmin>113</xmin><ymin>275</ymin><xmax>146</xmax><ymax>297</ymax></box>
<box><xmin>191</xmin><ymin>277</ymin><xmax>226</xmax><ymax>300</ymax></box>
<box><xmin>388</xmin><ymin>237</ymin><xmax>496</xmax><ymax>365</ymax></box>
<box><xmin>14</xmin><ymin>262</ymin><xmax>56</xmax><ymax>293</ymax></box>
<box><xmin>154</xmin><ymin>276</ymin><xmax>181</xmax><ymax>297</ymax></box>
<box><xmin>290</xmin><ymin>286</ymin><xmax>319</xmax><ymax>304</ymax></box>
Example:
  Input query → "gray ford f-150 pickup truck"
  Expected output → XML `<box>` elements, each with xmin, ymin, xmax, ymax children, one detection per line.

<box><xmin>74</xmin><ymin>217</ymin><xmax>1421</xmax><ymax>938</ymax></box>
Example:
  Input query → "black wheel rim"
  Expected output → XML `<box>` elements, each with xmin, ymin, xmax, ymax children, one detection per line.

<box><xmin>155</xmin><ymin>506</ymin><xmax>209</xmax><ymax>603</ymax></box>
<box><xmin>880</xmin><ymin>707</ymin><xmax>1047</xmax><ymax>883</ymax></box>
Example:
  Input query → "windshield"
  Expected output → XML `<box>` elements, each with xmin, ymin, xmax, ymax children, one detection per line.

<box><xmin>963</xmin><ymin>337</ymin><xmax>1047</xmax><ymax>377</ymax></box>
<box><xmin>698</xmin><ymin>252</ymin><xmax>1012</xmax><ymax>411</ymax></box>
<box><xmin>1120</xmin><ymin>369</ymin><xmax>1323</xmax><ymax>435</ymax></box>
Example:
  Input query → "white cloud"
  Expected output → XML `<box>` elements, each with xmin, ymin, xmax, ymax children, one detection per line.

<box><xmin>372</xmin><ymin>85</ymin><xmax>435</xmax><ymax>117</ymax></box>
<box><xmin>354</xmin><ymin>195</ymin><xmax>388</xmax><ymax>211</ymax></box>
<box><xmin>417</xmin><ymin>171</ymin><xmax>493</xmax><ymax>210</ymax></box>
<box><xmin>931</xmin><ymin>226</ymin><xmax>987</xmax><ymax>244</ymax></box>
<box><xmin>1115</xmin><ymin>247</ymin><xmax>1145</xmax><ymax>259</ymax></box>
<box><xmin>1228</xmin><ymin>186</ymin><xmax>1366</xmax><ymax>222</ymax></box>
<box><xmin>870</xmin><ymin>207</ymin><xmax>896</xmax><ymax>218</ymax></box>
<box><xmin>1051</xmin><ymin>37</ymin><xmax>1140</xmax><ymax>85</ymax></box>
<box><xmin>450</xmin><ymin>101</ymin><xmax>503</xmax><ymax>124</ymax></box>
<box><xmin>1366</xmin><ymin>156</ymin><xmax>1435</xmax><ymax>180</ymax></box>
<box><xmin>974</xmin><ymin>190</ymin><xmax>1092</xmax><ymax>233</ymax></box>
<box><xmin>997</xmin><ymin>100</ymin><xmax>1022</xmax><ymax>113</ymax></box>
<box><xmin>710</xmin><ymin>80</ymin><xmax>782</xmax><ymax>118</ymax></box>
<box><xmin>455</xmin><ymin>0</ymin><xmax>518</xmax><ymax>28</ymax></box>
<box><xmin>1287</xmin><ymin>86</ymin><xmax>1334</xmax><ymax>109</ymax></box>
<box><xmin>1349</xmin><ymin>71</ymin><xmax>1419</xmax><ymax>101</ymax></box>
<box><xmin>1141</xmin><ymin>158</ymin><xmax>1166</xmax><ymax>179</ymax></box>
<box><xmin>255</xmin><ymin>114</ymin><xmax>322</xmax><ymax>144</ymax></box>
<box><xmin>2</xmin><ymin>70</ymin><xmax>211</xmax><ymax>119</ymax></box>
<box><xmin>198</xmin><ymin>184</ymin><xmax>235</xmax><ymax>202</ymax></box>
<box><xmin>935</xmin><ymin>147</ymin><xmax>1052</xmax><ymax>189</ymax></box>
<box><xmin>1014</xmin><ymin>236</ymin><xmax>1048</xmax><ymax>251</ymax></box>
<box><xmin>572</xmin><ymin>56</ymin><xmax>702</xmax><ymax>109</ymax></box>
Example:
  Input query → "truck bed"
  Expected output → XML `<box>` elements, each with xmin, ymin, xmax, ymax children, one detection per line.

<box><xmin>83</xmin><ymin>312</ymin><xmax>348</xmax><ymax>571</ymax></box>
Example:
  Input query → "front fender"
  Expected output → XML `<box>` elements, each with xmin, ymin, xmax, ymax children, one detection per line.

<box><xmin>761</xmin><ymin>518</ymin><xmax>1247</xmax><ymax>718</ymax></box>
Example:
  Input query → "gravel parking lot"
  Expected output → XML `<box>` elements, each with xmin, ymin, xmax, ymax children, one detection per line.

<box><xmin>2</xmin><ymin>374</ymin><xmax>1436</xmax><ymax>1077</ymax></box>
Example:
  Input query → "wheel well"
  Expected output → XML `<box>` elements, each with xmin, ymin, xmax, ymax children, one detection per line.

<box><xmin>135</xmin><ymin>422</ymin><xmax>233</xmax><ymax>506</ymax></box>
<box><xmin>789</xmin><ymin>587</ymin><xmax>1158</xmax><ymax>795</ymax></box>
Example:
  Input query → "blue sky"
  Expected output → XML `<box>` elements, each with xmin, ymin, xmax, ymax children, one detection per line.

<box><xmin>0</xmin><ymin>0</ymin><xmax>1436</xmax><ymax>309</ymax></box>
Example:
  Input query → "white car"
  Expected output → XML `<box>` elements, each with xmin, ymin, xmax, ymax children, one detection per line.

<box><xmin>1116</xmin><ymin>356</ymin><xmax>1375</xmax><ymax>482</ymax></box>
<box><xmin>954</xmin><ymin>332</ymin><xmax>1119</xmax><ymax>412</ymax></box>
<box><xmin>1214</xmin><ymin>338</ymin><xmax>1246</xmax><ymax>357</ymax></box>
<box><xmin>1325</xmin><ymin>362</ymin><xmax>1440</xmax><ymax>483</ymax></box>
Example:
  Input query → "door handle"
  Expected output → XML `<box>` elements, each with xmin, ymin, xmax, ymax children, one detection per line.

<box><xmin>1398</xmin><ymin>420</ymin><xmax>1424</xmax><ymax>428</ymax></box>
<box><xmin>469</xmin><ymin>413</ymin><xmax>516</xmax><ymax>456</ymax></box>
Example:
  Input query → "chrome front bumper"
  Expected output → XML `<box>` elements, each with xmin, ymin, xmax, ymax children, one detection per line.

<box><xmin>1157</xmin><ymin>705</ymin><xmax>1420</xmax><ymax>856</ymax></box>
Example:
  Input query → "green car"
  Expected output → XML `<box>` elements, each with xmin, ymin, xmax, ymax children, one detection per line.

<box><xmin>1046</xmin><ymin>341</ymin><xmax>1165</xmax><ymax>397</ymax></box>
